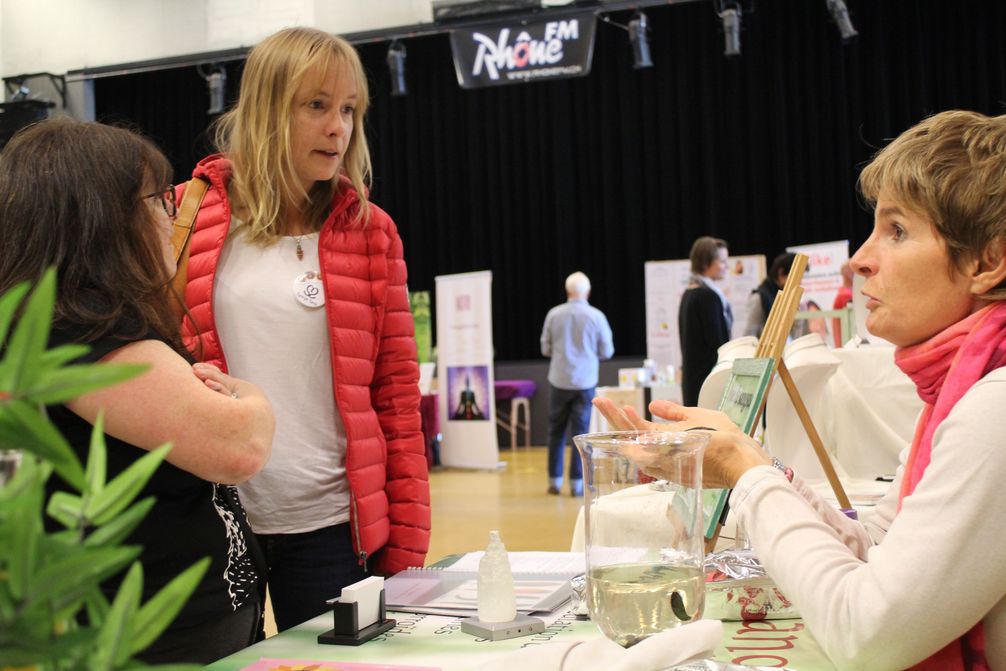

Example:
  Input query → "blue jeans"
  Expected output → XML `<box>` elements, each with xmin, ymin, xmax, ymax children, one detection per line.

<box><xmin>256</xmin><ymin>522</ymin><xmax>367</xmax><ymax>632</ymax></box>
<box><xmin>547</xmin><ymin>385</ymin><xmax>595</xmax><ymax>480</ymax></box>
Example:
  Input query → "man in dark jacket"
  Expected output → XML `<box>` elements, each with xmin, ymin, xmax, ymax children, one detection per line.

<box><xmin>678</xmin><ymin>237</ymin><xmax>732</xmax><ymax>406</ymax></box>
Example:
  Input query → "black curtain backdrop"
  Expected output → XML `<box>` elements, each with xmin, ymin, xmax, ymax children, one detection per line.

<box><xmin>94</xmin><ymin>0</ymin><xmax>1006</xmax><ymax>361</ymax></box>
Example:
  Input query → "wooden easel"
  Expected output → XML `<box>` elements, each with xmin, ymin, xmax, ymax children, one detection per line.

<box><xmin>752</xmin><ymin>253</ymin><xmax>850</xmax><ymax>509</ymax></box>
<box><xmin>705</xmin><ymin>253</ymin><xmax>850</xmax><ymax>552</ymax></box>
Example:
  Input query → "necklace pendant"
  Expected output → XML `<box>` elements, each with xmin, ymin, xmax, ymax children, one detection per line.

<box><xmin>296</xmin><ymin>240</ymin><xmax>304</xmax><ymax>261</ymax></box>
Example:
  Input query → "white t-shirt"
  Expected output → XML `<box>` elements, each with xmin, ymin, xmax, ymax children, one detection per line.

<box><xmin>215</xmin><ymin>222</ymin><xmax>350</xmax><ymax>534</ymax></box>
<box><xmin>732</xmin><ymin>367</ymin><xmax>1006</xmax><ymax>670</ymax></box>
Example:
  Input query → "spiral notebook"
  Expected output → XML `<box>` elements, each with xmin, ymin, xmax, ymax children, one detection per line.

<box><xmin>383</xmin><ymin>552</ymin><xmax>583</xmax><ymax>617</ymax></box>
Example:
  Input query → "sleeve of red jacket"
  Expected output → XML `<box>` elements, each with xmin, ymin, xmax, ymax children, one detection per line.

<box><xmin>371</xmin><ymin>221</ymin><xmax>431</xmax><ymax>574</ymax></box>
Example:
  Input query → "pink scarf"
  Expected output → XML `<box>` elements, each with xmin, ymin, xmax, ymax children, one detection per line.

<box><xmin>894</xmin><ymin>301</ymin><xmax>1006</xmax><ymax>671</ymax></box>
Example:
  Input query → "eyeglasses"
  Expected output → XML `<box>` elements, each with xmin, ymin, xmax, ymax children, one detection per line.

<box><xmin>141</xmin><ymin>185</ymin><xmax>177</xmax><ymax>220</ymax></box>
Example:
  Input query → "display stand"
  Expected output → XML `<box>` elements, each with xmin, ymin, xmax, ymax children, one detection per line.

<box><xmin>318</xmin><ymin>590</ymin><xmax>396</xmax><ymax>646</ymax></box>
<box><xmin>705</xmin><ymin>253</ymin><xmax>851</xmax><ymax>552</ymax></box>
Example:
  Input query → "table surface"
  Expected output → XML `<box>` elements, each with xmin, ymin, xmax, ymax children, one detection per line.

<box><xmin>207</xmin><ymin>606</ymin><xmax>836</xmax><ymax>671</ymax></box>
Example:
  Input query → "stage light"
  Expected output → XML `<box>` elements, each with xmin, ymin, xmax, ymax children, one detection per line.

<box><xmin>719</xmin><ymin>1</ymin><xmax>742</xmax><ymax>57</ymax></box>
<box><xmin>826</xmin><ymin>0</ymin><xmax>858</xmax><ymax>41</ymax></box>
<box><xmin>207</xmin><ymin>70</ymin><xmax>226</xmax><ymax>115</ymax></box>
<box><xmin>628</xmin><ymin>12</ymin><xmax>653</xmax><ymax>69</ymax></box>
<box><xmin>197</xmin><ymin>64</ymin><xmax>227</xmax><ymax>115</ymax></box>
<box><xmin>387</xmin><ymin>41</ymin><xmax>407</xmax><ymax>97</ymax></box>
<box><xmin>10</xmin><ymin>81</ymin><xmax>29</xmax><ymax>101</ymax></box>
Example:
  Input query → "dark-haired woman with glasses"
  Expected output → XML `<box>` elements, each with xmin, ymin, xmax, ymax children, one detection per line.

<box><xmin>141</xmin><ymin>183</ymin><xmax>180</xmax><ymax>273</ymax></box>
<box><xmin>0</xmin><ymin>117</ymin><xmax>276</xmax><ymax>664</ymax></box>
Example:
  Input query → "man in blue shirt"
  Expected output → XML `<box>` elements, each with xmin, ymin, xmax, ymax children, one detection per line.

<box><xmin>540</xmin><ymin>272</ymin><xmax>614</xmax><ymax>496</ymax></box>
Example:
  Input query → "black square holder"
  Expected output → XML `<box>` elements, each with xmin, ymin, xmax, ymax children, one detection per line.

<box><xmin>317</xmin><ymin>589</ymin><xmax>396</xmax><ymax>646</ymax></box>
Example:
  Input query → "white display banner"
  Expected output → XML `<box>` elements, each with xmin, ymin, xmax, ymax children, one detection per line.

<box><xmin>435</xmin><ymin>270</ymin><xmax>499</xmax><ymax>469</ymax></box>
<box><xmin>787</xmin><ymin>240</ymin><xmax>850</xmax><ymax>346</ymax></box>
<box><xmin>645</xmin><ymin>255</ymin><xmax>765</xmax><ymax>374</ymax></box>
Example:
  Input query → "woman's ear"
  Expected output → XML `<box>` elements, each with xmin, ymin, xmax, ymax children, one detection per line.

<box><xmin>970</xmin><ymin>239</ymin><xmax>1006</xmax><ymax>296</ymax></box>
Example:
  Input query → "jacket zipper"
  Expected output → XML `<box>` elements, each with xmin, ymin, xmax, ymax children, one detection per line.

<box><xmin>349</xmin><ymin>495</ymin><xmax>368</xmax><ymax>572</ymax></box>
<box><xmin>318</xmin><ymin>227</ymin><xmax>370</xmax><ymax>574</ymax></box>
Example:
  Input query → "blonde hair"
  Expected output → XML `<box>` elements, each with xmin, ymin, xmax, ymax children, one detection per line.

<box><xmin>858</xmin><ymin>110</ymin><xmax>1006</xmax><ymax>299</ymax></box>
<box><xmin>214</xmin><ymin>27</ymin><xmax>372</xmax><ymax>242</ymax></box>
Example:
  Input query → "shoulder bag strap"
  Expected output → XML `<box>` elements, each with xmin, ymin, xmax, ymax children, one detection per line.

<box><xmin>170</xmin><ymin>177</ymin><xmax>210</xmax><ymax>319</ymax></box>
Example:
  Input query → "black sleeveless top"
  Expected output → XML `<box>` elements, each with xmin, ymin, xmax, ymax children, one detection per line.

<box><xmin>45</xmin><ymin>323</ymin><xmax>261</xmax><ymax>628</ymax></box>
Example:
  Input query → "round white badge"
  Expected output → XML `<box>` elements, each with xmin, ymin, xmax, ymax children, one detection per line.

<box><xmin>293</xmin><ymin>271</ymin><xmax>324</xmax><ymax>308</ymax></box>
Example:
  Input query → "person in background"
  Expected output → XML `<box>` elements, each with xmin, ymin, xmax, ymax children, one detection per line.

<box><xmin>745</xmin><ymin>251</ymin><xmax>798</xmax><ymax>338</ymax></box>
<box><xmin>0</xmin><ymin>118</ymin><xmax>275</xmax><ymax>663</ymax></box>
<box><xmin>180</xmin><ymin>27</ymin><xmax>430</xmax><ymax>631</ymax></box>
<box><xmin>832</xmin><ymin>260</ymin><xmax>855</xmax><ymax>347</ymax></box>
<box><xmin>678</xmin><ymin>236</ymin><xmax>732</xmax><ymax>406</ymax></box>
<box><xmin>597</xmin><ymin>110</ymin><xmax>1006</xmax><ymax>669</ymax></box>
<box><xmin>540</xmin><ymin>271</ymin><xmax>614</xmax><ymax>496</ymax></box>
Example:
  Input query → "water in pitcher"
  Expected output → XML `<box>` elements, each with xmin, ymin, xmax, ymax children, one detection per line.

<box><xmin>587</xmin><ymin>562</ymin><xmax>705</xmax><ymax>648</ymax></box>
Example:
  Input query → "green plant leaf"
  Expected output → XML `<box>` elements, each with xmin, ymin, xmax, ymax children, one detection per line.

<box><xmin>94</xmin><ymin>561</ymin><xmax>143</xmax><ymax>669</ymax></box>
<box><xmin>0</xmin><ymin>267</ymin><xmax>56</xmax><ymax>394</ymax></box>
<box><xmin>84</xmin><ymin>445</ymin><xmax>171</xmax><ymax>526</ymax></box>
<box><xmin>26</xmin><ymin>362</ymin><xmax>150</xmax><ymax>405</ymax></box>
<box><xmin>0</xmin><ymin>621</ymin><xmax>98</xmax><ymax>668</ymax></box>
<box><xmin>0</xmin><ymin>637</ymin><xmax>59</xmax><ymax>667</ymax></box>
<box><xmin>40</xmin><ymin>626</ymin><xmax>99</xmax><ymax>666</ymax></box>
<box><xmin>83</xmin><ymin>586</ymin><xmax>111</xmax><ymax>627</ymax></box>
<box><xmin>84</xmin><ymin>497</ymin><xmax>155</xmax><ymax>549</ymax></box>
<box><xmin>85</xmin><ymin>412</ymin><xmax>108</xmax><ymax>497</ymax></box>
<box><xmin>46</xmin><ymin>490</ymin><xmax>85</xmax><ymax>529</ymax></box>
<box><xmin>129</xmin><ymin>557</ymin><xmax>210</xmax><ymax>655</ymax></box>
<box><xmin>39</xmin><ymin>528</ymin><xmax>80</xmax><ymax>553</ymax></box>
<box><xmin>38</xmin><ymin>342</ymin><xmax>90</xmax><ymax>368</ymax></box>
<box><xmin>28</xmin><ymin>545</ymin><xmax>140</xmax><ymax>610</ymax></box>
<box><xmin>0</xmin><ymin>278</ymin><xmax>30</xmax><ymax>346</ymax></box>
<box><xmin>0</xmin><ymin>452</ymin><xmax>50</xmax><ymax>503</ymax></box>
<box><xmin>6</xmin><ymin>463</ymin><xmax>44</xmax><ymax>599</ymax></box>
<box><xmin>0</xmin><ymin>399</ymin><xmax>85</xmax><ymax>490</ymax></box>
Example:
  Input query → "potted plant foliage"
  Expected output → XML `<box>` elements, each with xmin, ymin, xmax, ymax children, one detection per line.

<box><xmin>0</xmin><ymin>269</ymin><xmax>208</xmax><ymax>671</ymax></box>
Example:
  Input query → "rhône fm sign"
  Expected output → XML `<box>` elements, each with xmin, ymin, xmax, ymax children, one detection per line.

<box><xmin>449</xmin><ymin>12</ymin><xmax>597</xmax><ymax>89</ymax></box>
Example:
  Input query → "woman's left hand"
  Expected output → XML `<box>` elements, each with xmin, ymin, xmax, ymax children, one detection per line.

<box><xmin>700</xmin><ymin>431</ymin><xmax>772</xmax><ymax>489</ymax></box>
<box><xmin>593</xmin><ymin>396</ymin><xmax>770</xmax><ymax>488</ymax></box>
<box><xmin>192</xmin><ymin>362</ymin><xmax>240</xmax><ymax>398</ymax></box>
<box><xmin>647</xmin><ymin>400</ymin><xmax>746</xmax><ymax>436</ymax></box>
<box><xmin>592</xmin><ymin>397</ymin><xmax>662</xmax><ymax>431</ymax></box>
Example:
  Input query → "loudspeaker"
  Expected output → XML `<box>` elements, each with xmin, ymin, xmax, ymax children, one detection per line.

<box><xmin>0</xmin><ymin>100</ymin><xmax>54</xmax><ymax>150</ymax></box>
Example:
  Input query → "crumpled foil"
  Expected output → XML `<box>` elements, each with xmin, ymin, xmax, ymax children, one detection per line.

<box><xmin>569</xmin><ymin>573</ymin><xmax>589</xmax><ymax>617</ymax></box>
<box><xmin>703</xmin><ymin>549</ymin><xmax>799</xmax><ymax>621</ymax></box>
<box><xmin>704</xmin><ymin>548</ymin><xmax>766</xmax><ymax>580</ymax></box>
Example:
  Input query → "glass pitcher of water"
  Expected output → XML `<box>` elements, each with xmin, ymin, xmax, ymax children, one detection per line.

<box><xmin>573</xmin><ymin>430</ymin><xmax>708</xmax><ymax>648</ymax></box>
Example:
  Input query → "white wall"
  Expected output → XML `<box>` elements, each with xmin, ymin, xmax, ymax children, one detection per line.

<box><xmin>2</xmin><ymin>0</ymin><xmax>434</xmax><ymax>78</ymax></box>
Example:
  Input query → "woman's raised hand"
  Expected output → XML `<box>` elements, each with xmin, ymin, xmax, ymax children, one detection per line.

<box><xmin>592</xmin><ymin>397</ymin><xmax>662</xmax><ymax>431</ymax></box>
<box><xmin>592</xmin><ymin>396</ymin><xmax>770</xmax><ymax>489</ymax></box>
<box><xmin>647</xmin><ymin>400</ymin><xmax>746</xmax><ymax>436</ymax></box>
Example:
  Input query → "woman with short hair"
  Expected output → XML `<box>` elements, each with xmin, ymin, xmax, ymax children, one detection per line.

<box><xmin>598</xmin><ymin>110</ymin><xmax>1006</xmax><ymax>669</ymax></box>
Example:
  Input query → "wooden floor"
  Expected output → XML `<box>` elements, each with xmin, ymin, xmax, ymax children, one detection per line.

<box><xmin>427</xmin><ymin>445</ymin><xmax>583</xmax><ymax>559</ymax></box>
<box><xmin>265</xmin><ymin>445</ymin><xmax>578</xmax><ymax>636</ymax></box>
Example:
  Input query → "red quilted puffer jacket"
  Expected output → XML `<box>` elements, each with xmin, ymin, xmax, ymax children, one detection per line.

<box><xmin>179</xmin><ymin>155</ymin><xmax>430</xmax><ymax>574</ymax></box>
